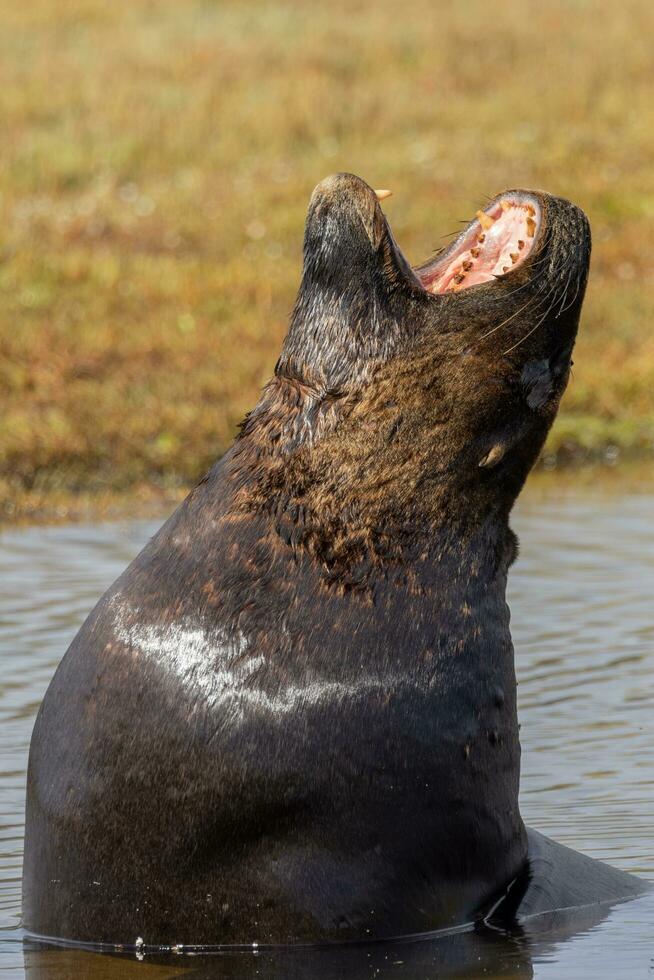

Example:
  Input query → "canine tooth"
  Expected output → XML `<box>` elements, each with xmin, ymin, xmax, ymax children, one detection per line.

<box><xmin>526</xmin><ymin>217</ymin><xmax>536</xmax><ymax>237</ymax></box>
<box><xmin>476</xmin><ymin>210</ymin><xmax>495</xmax><ymax>231</ymax></box>
<box><xmin>510</xmin><ymin>252</ymin><xmax>519</xmax><ymax>263</ymax></box>
<box><xmin>470</xmin><ymin>247</ymin><xmax>481</xmax><ymax>258</ymax></box>
<box><xmin>374</xmin><ymin>189</ymin><xmax>393</xmax><ymax>201</ymax></box>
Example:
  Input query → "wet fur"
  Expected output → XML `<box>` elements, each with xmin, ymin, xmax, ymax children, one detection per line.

<box><xmin>23</xmin><ymin>174</ymin><xmax>647</xmax><ymax>947</ymax></box>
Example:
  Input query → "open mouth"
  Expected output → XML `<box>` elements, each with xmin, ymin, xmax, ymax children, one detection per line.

<box><xmin>417</xmin><ymin>197</ymin><xmax>541</xmax><ymax>295</ymax></box>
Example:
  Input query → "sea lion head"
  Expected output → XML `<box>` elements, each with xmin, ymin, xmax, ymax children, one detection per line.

<box><xmin>244</xmin><ymin>174</ymin><xmax>590</xmax><ymax>567</ymax></box>
<box><xmin>270</xmin><ymin>174</ymin><xmax>590</xmax><ymax>511</ymax></box>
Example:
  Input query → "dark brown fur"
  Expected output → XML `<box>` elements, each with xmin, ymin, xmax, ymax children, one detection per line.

<box><xmin>22</xmin><ymin>174</ymin><xmax>647</xmax><ymax>950</ymax></box>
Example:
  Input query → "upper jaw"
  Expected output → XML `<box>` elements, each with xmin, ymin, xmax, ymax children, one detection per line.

<box><xmin>413</xmin><ymin>190</ymin><xmax>544</xmax><ymax>297</ymax></box>
<box><xmin>380</xmin><ymin>187</ymin><xmax>590</xmax><ymax>363</ymax></box>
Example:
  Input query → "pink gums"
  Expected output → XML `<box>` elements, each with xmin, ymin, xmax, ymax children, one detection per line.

<box><xmin>422</xmin><ymin>201</ymin><xmax>539</xmax><ymax>295</ymax></box>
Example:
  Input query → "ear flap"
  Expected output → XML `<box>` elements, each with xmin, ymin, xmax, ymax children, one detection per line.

<box><xmin>521</xmin><ymin>358</ymin><xmax>555</xmax><ymax>411</ymax></box>
<box><xmin>480</xmin><ymin>356</ymin><xmax>568</xmax><ymax>468</ymax></box>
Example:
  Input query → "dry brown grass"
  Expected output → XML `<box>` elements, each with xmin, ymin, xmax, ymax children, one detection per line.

<box><xmin>2</xmin><ymin>0</ymin><xmax>654</xmax><ymax>519</ymax></box>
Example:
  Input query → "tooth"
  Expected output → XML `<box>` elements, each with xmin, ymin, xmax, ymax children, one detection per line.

<box><xmin>502</xmin><ymin>266</ymin><xmax>510</xmax><ymax>273</ymax></box>
<box><xmin>470</xmin><ymin>247</ymin><xmax>481</xmax><ymax>258</ymax></box>
<box><xmin>510</xmin><ymin>252</ymin><xmax>519</xmax><ymax>263</ymax></box>
<box><xmin>374</xmin><ymin>189</ymin><xmax>392</xmax><ymax>201</ymax></box>
<box><xmin>453</xmin><ymin>273</ymin><xmax>466</xmax><ymax>284</ymax></box>
<box><xmin>476</xmin><ymin>210</ymin><xmax>495</xmax><ymax>231</ymax></box>
<box><xmin>518</xmin><ymin>240</ymin><xmax>525</xmax><ymax>250</ymax></box>
<box><xmin>526</xmin><ymin>217</ymin><xmax>536</xmax><ymax>237</ymax></box>
<box><xmin>477</xmin><ymin>233</ymin><xmax>486</xmax><ymax>244</ymax></box>
<box><xmin>462</xmin><ymin>260</ymin><xmax>473</xmax><ymax>271</ymax></box>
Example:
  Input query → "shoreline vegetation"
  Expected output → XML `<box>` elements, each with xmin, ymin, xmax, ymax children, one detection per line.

<box><xmin>2</xmin><ymin>1</ymin><xmax>654</xmax><ymax>524</ymax></box>
<box><xmin>5</xmin><ymin>459</ymin><xmax>654</xmax><ymax>529</ymax></box>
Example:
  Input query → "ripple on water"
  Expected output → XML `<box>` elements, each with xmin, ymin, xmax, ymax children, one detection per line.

<box><xmin>0</xmin><ymin>495</ymin><xmax>652</xmax><ymax>977</ymax></box>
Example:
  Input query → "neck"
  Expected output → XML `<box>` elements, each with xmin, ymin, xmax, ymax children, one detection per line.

<box><xmin>231</xmin><ymin>379</ymin><xmax>516</xmax><ymax>600</ymax></box>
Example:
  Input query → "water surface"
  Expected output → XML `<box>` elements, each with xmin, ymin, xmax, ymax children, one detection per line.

<box><xmin>1</xmin><ymin>479</ymin><xmax>652</xmax><ymax>977</ymax></box>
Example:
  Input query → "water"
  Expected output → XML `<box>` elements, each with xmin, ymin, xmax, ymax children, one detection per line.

<box><xmin>1</xmin><ymin>480</ymin><xmax>653</xmax><ymax>978</ymax></box>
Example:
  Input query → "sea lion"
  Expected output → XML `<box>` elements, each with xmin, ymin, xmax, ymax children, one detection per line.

<box><xmin>22</xmin><ymin>174</ymin><xmax>649</xmax><ymax>948</ymax></box>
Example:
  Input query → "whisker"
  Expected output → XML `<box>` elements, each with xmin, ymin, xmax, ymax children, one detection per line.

<box><xmin>483</xmin><ymin>253</ymin><xmax>554</xmax><ymax>303</ymax></box>
<box><xmin>501</xmin><ymin>280</ymin><xmax>564</xmax><ymax>355</ymax></box>
<box><xmin>487</xmin><ymin>272</ymin><xmax>566</xmax><ymax>336</ymax></box>
<box><xmin>460</xmin><ymin>281</ymin><xmax>560</xmax><ymax>354</ymax></box>
<box><xmin>458</xmin><ymin>259</ymin><xmax>575</xmax><ymax>354</ymax></box>
<box><xmin>465</xmin><ymin>292</ymin><xmax>545</xmax><ymax>349</ymax></box>
<box><xmin>504</xmin><ymin>253</ymin><xmax>575</xmax><ymax>304</ymax></box>
<box><xmin>556</xmin><ymin>270</ymin><xmax>583</xmax><ymax>318</ymax></box>
<box><xmin>501</xmin><ymin>307</ymin><xmax>551</xmax><ymax>356</ymax></box>
<box><xmin>554</xmin><ymin>269</ymin><xmax>574</xmax><ymax>318</ymax></box>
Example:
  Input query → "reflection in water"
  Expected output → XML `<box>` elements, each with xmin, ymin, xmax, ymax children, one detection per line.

<box><xmin>1</xmin><ymin>484</ymin><xmax>653</xmax><ymax>977</ymax></box>
<box><xmin>16</xmin><ymin>893</ymin><xmax>654</xmax><ymax>979</ymax></box>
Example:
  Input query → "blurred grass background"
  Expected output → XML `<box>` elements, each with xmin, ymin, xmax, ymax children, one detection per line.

<box><xmin>2</xmin><ymin>0</ymin><xmax>654</xmax><ymax>520</ymax></box>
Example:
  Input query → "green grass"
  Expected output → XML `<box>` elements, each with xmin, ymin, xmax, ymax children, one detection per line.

<box><xmin>2</xmin><ymin>0</ymin><xmax>654</xmax><ymax>520</ymax></box>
